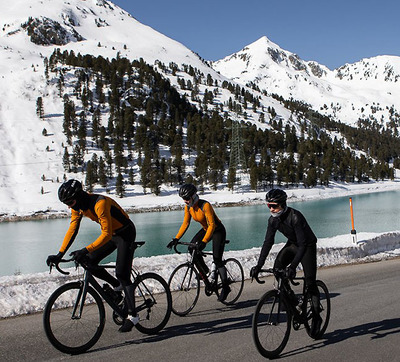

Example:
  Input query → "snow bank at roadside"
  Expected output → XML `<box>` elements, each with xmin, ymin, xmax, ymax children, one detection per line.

<box><xmin>1</xmin><ymin>231</ymin><xmax>400</xmax><ymax>318</ymax></box>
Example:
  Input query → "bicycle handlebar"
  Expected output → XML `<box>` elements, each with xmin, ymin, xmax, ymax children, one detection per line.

<box><xmin>253</xmin><ymin>268</ymin><xmax>301</xmax><ymax>286</ymax></box>
<box><xmin>172</xmin><ymin>241</ymin><xmax>198</xmax><ymax>255</ymax></box>
<box><xmin>171</xmin><ymin>239</ymin><xmax>230</xmax><ymax>255</ymax></box>
<box><xmin>49</xmin><ymin>241</ymin><xmax>145</xmax><ymax>275</ymax></box>
<box><xmin>49</xmin><ymin>258</ymin><xmax>75</xmax><ymax>275</ymax></box>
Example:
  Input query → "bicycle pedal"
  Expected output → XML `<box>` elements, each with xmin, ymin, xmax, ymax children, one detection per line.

<box><xmin>293</xmin><ymin>319</ymin><xmax>301</xmax><ymax>330</ymax></box>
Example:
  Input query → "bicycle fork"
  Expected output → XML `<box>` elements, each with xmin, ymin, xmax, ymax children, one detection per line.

<box><xmin>71</xmin><ymin>272</ymin><xmax>90</xmax><ymax>320</ymax></box>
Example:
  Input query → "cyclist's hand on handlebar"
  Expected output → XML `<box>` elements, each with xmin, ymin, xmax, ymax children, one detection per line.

<box><xmin>46</xmin><ymin>252</ymin><xmax>63</xmax><ymax>267</ymax></box>
<box><xmin>70</xmin><ymin>247</ymin><xmax>89</xmax><ymax>263</ymax></box>
<box><xmin>285</xmin><ymin>266</ymin><xmax>296</xmax><ymax>279</ymax></box>
<box><xmin>167</xmin><ymin>238</ymin><xmax>178</xmax><ymax>249</ymax></box>
<box><xmin>189</xmin><ymin>241</ymin><xmax>206</xmax><ymax>252</ymax></box>
<box><xmin>250</xmin><ymin>265</ymin><xmax>261</xmax><ymax>280</ymax></box>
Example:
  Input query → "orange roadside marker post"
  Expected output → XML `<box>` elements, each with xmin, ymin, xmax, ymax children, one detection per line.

<box><xmin>349</xmin><ymin>197</ymin><xmax>357</xmax><ymax>244</ymax></box>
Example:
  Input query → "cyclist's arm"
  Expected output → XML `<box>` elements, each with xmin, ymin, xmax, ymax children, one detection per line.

<box><xmin>86</xmin><ymin>198</ymin><xmax>113</xmax><ymax>252</ymax></box>
<box><xmin>257</xmin><ymin>217</ymin><xmax>277</xmax><ymax>268</ymax></box>
<box><xmin>59</xmin><ymin>210</ymin><xmax>83</xmax><ymax>254</ymax></box>
<box><xmin>289</xmin><ymin>214</ymin><xmax>307</xmax><ymax>269</ymax></box>
<box><xmin>202</xmin><ymin>202</ymin><xmax>217</xmax><ymax>243</ymax></box>
<box><xmin>175</xmin><ymin>206</ymin><xmax>191</xmax><ymax>240</ymax></box>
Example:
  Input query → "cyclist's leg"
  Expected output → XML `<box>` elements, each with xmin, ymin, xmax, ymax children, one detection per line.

<box><xmin>189</xmin><ymin>229</ymin><xmax>208</xmax><ymax>275</ymax></box>
<box><xmin>301</xmin><ymin>244</ymin><xmax>321</xmax><ymax>336</ymax></box>
<box><xmin>212</xmin><ymin>225</ymin><xmax>231</xmax><ymax>301</ymax></box>
<box><xmin>114</xmin><ymin>224</ymin><xmax>139</xmax><ymax>332</ymax></box>
<box><xmin>86</xmin><ymin>242</ymin><xmax>119</xmax><ymax>287</ymax></box>
<box><xmin>274</xmin><ymin>243</ymin><xmax>298</xmax><ymax>303</ymax></box>
<box><xmin>274</xmin><ymin>242</ymin><xmax>296</xmax><ymax>270</ymax></box>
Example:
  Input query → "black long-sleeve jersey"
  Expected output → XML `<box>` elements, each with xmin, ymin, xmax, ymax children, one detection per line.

<box><xmin>257</xmin><ymin>207</ymin><xmax>317</xmax><ymax>269</ymax></box>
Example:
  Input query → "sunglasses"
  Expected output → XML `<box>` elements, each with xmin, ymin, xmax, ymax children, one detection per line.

<box><xmin>182</xmin><ymin>196</ymin><xmax>191</xmax><ymax>201</ymax></box>
<box><xmin>267</xmin><ymin>203</ymin><xmax>280</xmax><ymax>209</ymax></box>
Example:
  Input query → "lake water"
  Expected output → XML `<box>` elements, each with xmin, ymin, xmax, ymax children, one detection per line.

<box><xmin>1</xmin><ymin>190</ymin><xmax>400</xmax><ymax>277</ymax></box>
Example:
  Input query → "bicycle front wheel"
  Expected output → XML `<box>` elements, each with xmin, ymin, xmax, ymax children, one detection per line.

<box><xmin>252</xmin><ymin>290</ymin><xmax>291</xmax><ymax>359</ymax></box>
<box><xmin>43</xmin><ymin>282</ymin><xmax>105</xmax><ymax>355</ymax></box>
<box><xmin>304</xmin><ymin>279</ymin><xmax>331</xmax><ymax>339</ymax></box>
<box><xmin>168</xmin><ymin>263</ymin><xmax>200</xmax><ymax>316</ymax></box>
<box><xmin>215</xmin><ymin>258</ymin><xmax>244</xmax><ymax>305</ymax></box>
<box><xmin>133</xmin><ymin>272</ymin><xmax>172</xmax><ymax>335</ymax></box>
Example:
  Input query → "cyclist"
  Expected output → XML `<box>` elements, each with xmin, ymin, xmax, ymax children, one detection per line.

<box><xmin>250</xmin><ymin>188</ymin><xmax>322</xmax><ymax>337</ymax></box>
<box><xmin>46</xmin><ymin>179</ymin><xmax>138</xmax><ymax>333</ymax></box>
<box><xmin>167</xmin><ymin>184</ymin><xmax>231</xmax><ymax>301</ymax></box>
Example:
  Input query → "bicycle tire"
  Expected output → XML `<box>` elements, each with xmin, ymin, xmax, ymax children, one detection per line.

<box><xmin>215</xmin><ymin>258</ymin><xmax>244</xmax><ymax>305</ymax></box>
<box><xmin>43</xmin><ymin>282</ymin><xmax>105</xmax><ymax>355</ymax></box>
<box><xmin>304</xmin><ymin>279</ymin><xmax>331</xmax><ymax>339</ymax></box>
<box><xmin>252</xmin><ymin>289</ymin><xmax>291</xmax><ymax>359</ymax></box>
<box><xmin>168</xmin><ymin>263</ymin><xmax>200</xmax><ymax>316</ymax></box>
<box><xmin>132</xmin><ymin>272</ymin><xmax>172</xmax><ymax>334</ymax></box>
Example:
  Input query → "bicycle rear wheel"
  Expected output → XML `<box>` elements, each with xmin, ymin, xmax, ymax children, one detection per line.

<box><xmin>252</xmin><ymin>290</ymin><xmax>291</xmax><ymax>359</ymax></box>
<box><xmin>304</xmin><ymin>279</ymin><xmax>331</xmax><ymax>339</ymax></box>
<box><xmin>168</xmin><ymin>263</ymin><xmax>200</xmax><ymax>316</ymax></box>
<box><xmin>215</xmin><ymin>258</ymin><xmax>244</xmax><ymax>305</ymax></box>
<box><xmin>43</xmin><ymin>282</ymin><xmax>105</xmax><ymax>355</ymax></box>
<box><xmin>133</xmin><ymin>272</ymin><xmax>172</xmax><ymax>334</ymax></box>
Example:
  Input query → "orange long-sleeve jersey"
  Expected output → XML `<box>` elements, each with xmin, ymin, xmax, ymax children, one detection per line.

<box><xmin>59</xmin><ymin>194</ymin><xmax>131</xmax><ymax>254</ymax></box>
<box><xmin>175</xmin><ymin>199</ymin><xmax>221</xmax><ymax>243</ymax></box>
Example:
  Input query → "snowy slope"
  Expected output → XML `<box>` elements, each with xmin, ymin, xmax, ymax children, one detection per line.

<box><xmin>0</xmin><ymin>0</ymin><xmax>232</xmax><ymax>215</ymax></box>
<box><xmin>212</xmin><ymin>36</ymin><xmax>400</xmax><ymax>125</ymax></box>
<box><xmin>1</xmin><ymin>0</ymin><xmax>400</xmax><ymax>217</ymax></box>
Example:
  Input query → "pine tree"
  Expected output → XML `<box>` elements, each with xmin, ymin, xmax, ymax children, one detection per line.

<box><xmin>62</xmin><ymin>147</ymin><xmax>70</xmax><ymax>172</ymax></box>
<box><xmin>36</xmin><ymin>97</ymin><xmax>44</xmax><ymax>119</ymax></box>
<box><xmin>92</xmin><ymin>108</ymin><xmax>101</xmax><ymax>146</ymax></box>
<box><xmin>85</xmin><ymin>161</ymin><xmax>96</xmax><ymax>192</ymax></box>
<box><xmin>250</xmin><ymin>164</ymin><xmax>259</xmax><ymax>191</ymax></box>
<box><xmin>77</xmin><ymin>111</ymin><xmax>87</xmax><ymax>152</ymax></box>
<box><xmin>227</xmin><ymin>167</ymin><xmax>236</xmax><ymax>191</ymax></box>
<box><xmin>116</xmin><ymin>172</ymin><xmax>125</xmax><ymax>197</ymax></box>
<box><xmin>128</xmin><ymin>167</ymin><xmax>135</xmax><ymax>185</ymax></box>
<box><xmin>98</xmin><ymin>157</ymin><xmax>107</xmax><ymax>187</ymax></box>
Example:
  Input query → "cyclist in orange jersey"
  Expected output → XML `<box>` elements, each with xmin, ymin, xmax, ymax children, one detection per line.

<box><xmin>168</xmin><ymin>183</ymin><xmax>231</xmax><ymax>301</ymax></box>
<box><xmin>46</xmin><ymin>179</ymin><xmax>138</xmax><ymax>332</ymax></box>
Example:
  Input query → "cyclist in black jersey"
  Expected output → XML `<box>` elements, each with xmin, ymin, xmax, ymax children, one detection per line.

<box><xmin>250</xmin><ymin>188</ymin><xmax>322</xmax><ymax>337</ymax></box>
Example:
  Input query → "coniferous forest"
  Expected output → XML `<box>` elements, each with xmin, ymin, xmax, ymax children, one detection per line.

<box><xmin>44</xmin><ymin>49</ymin><xmax>399</xmax><ymax>197</ymax></box>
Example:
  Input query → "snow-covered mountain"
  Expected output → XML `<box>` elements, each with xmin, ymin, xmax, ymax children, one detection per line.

<box><xmin>1</xmin><ymin>0</ymin><xmax>399</xmax><ymax>218</ymax></box>
<box><xmin>0</xmin><ymin>0</ymin><xmax>232</xmax><ymax>215</ymax></box>
<box><xmin>212</xmin><ymin>36</ymin><xmax>400</xmax><ymax>125</ymax></box>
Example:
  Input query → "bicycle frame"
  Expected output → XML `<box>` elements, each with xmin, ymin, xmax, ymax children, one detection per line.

<box><xmin>70</xmin><ymin>266</ymin><xmax>125</xmax><ymax>320</ymax></box>
<box><xmin>259</xmin><ymin>269</ymin><xmax>307</xmax><ymax>322</ymax></box>
<box><xmin>173</xmin><ymin>240</ymin><xmax>228</xmax><ymax>292</ymax></box>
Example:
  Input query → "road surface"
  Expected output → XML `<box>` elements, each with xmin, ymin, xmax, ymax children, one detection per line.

<box><xmin>1</xmin><ymin>258</ymin><xmax>400</xmax><ymax>361</ymax></box>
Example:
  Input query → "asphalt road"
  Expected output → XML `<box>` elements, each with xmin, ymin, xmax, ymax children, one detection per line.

<box><xmin>2</xmin><ymin>258</ymin><xmax>400</xmax><ymax>361</ymax></box>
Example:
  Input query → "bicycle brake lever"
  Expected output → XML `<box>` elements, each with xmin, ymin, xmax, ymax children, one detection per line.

<box><xmin>173</xmin><ymin>243</ymin><xmax>181</xmax><ymax>255</ymax></box>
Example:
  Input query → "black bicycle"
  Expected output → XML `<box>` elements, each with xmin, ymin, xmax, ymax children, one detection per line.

<box><xmin>43</xmin><ymin>241</ymin><xmax>172</xmax><ymax>355</ymax></box>
<box><xmin>252</xmin><ymin>268</ymin><xmax>330</xmax><ymax>359</ymax></box>
<box><xmin>168</xmin><ymin>240</ymin><xmax>244</xmax><ymax>316</ymax></box>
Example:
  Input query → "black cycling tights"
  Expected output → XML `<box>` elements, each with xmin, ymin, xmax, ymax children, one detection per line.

<box><xmin>188</xmin><ymin>224</ymin><xmax>227</xmax><ymax>277</ymax></box>
<box><xmin>274</xmin><ymin>242</ymin><xmax>318</xmax><ymax>294</ymax></box>
<box><xmin>85</xmin><ymin>228</ymin><xmax>136</xmax><ymax>288</ymax></box>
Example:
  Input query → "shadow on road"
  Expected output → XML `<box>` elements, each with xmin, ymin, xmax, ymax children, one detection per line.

<box><xmin>280</xmin><ymin>317</ymin><xmax>400</xmax><ymax>358</ymax></box>
<box><xmin>87</xmin><ymin>298</ymin><xmax>259</xmax><ymax>355</ymax></box>
<box><xmin>324</xmin><ymin>317</ymin><xmax>400</xmax><ymax>343</ymax></box>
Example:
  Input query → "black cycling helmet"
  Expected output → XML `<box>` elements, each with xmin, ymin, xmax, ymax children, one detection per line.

<box><xmin>179</xmin><ymin>184</ymin><xmax>197</xmax><ymax>200</ymax></box>
<box><xmin>266</xmin><ymin>188</ymin><xmax>287</xmax><ymax>205</ymax></box>
<box><xmin>58</xmin><ymin>179</ymin><xmax>83</xmax><ymax>203</ymax></box>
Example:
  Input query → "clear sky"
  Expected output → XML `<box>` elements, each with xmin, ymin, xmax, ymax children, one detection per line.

<box><xmin>112</xmin><ymin>0</ymin><xmax>399</xmax><ymax>70</ymax></box>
